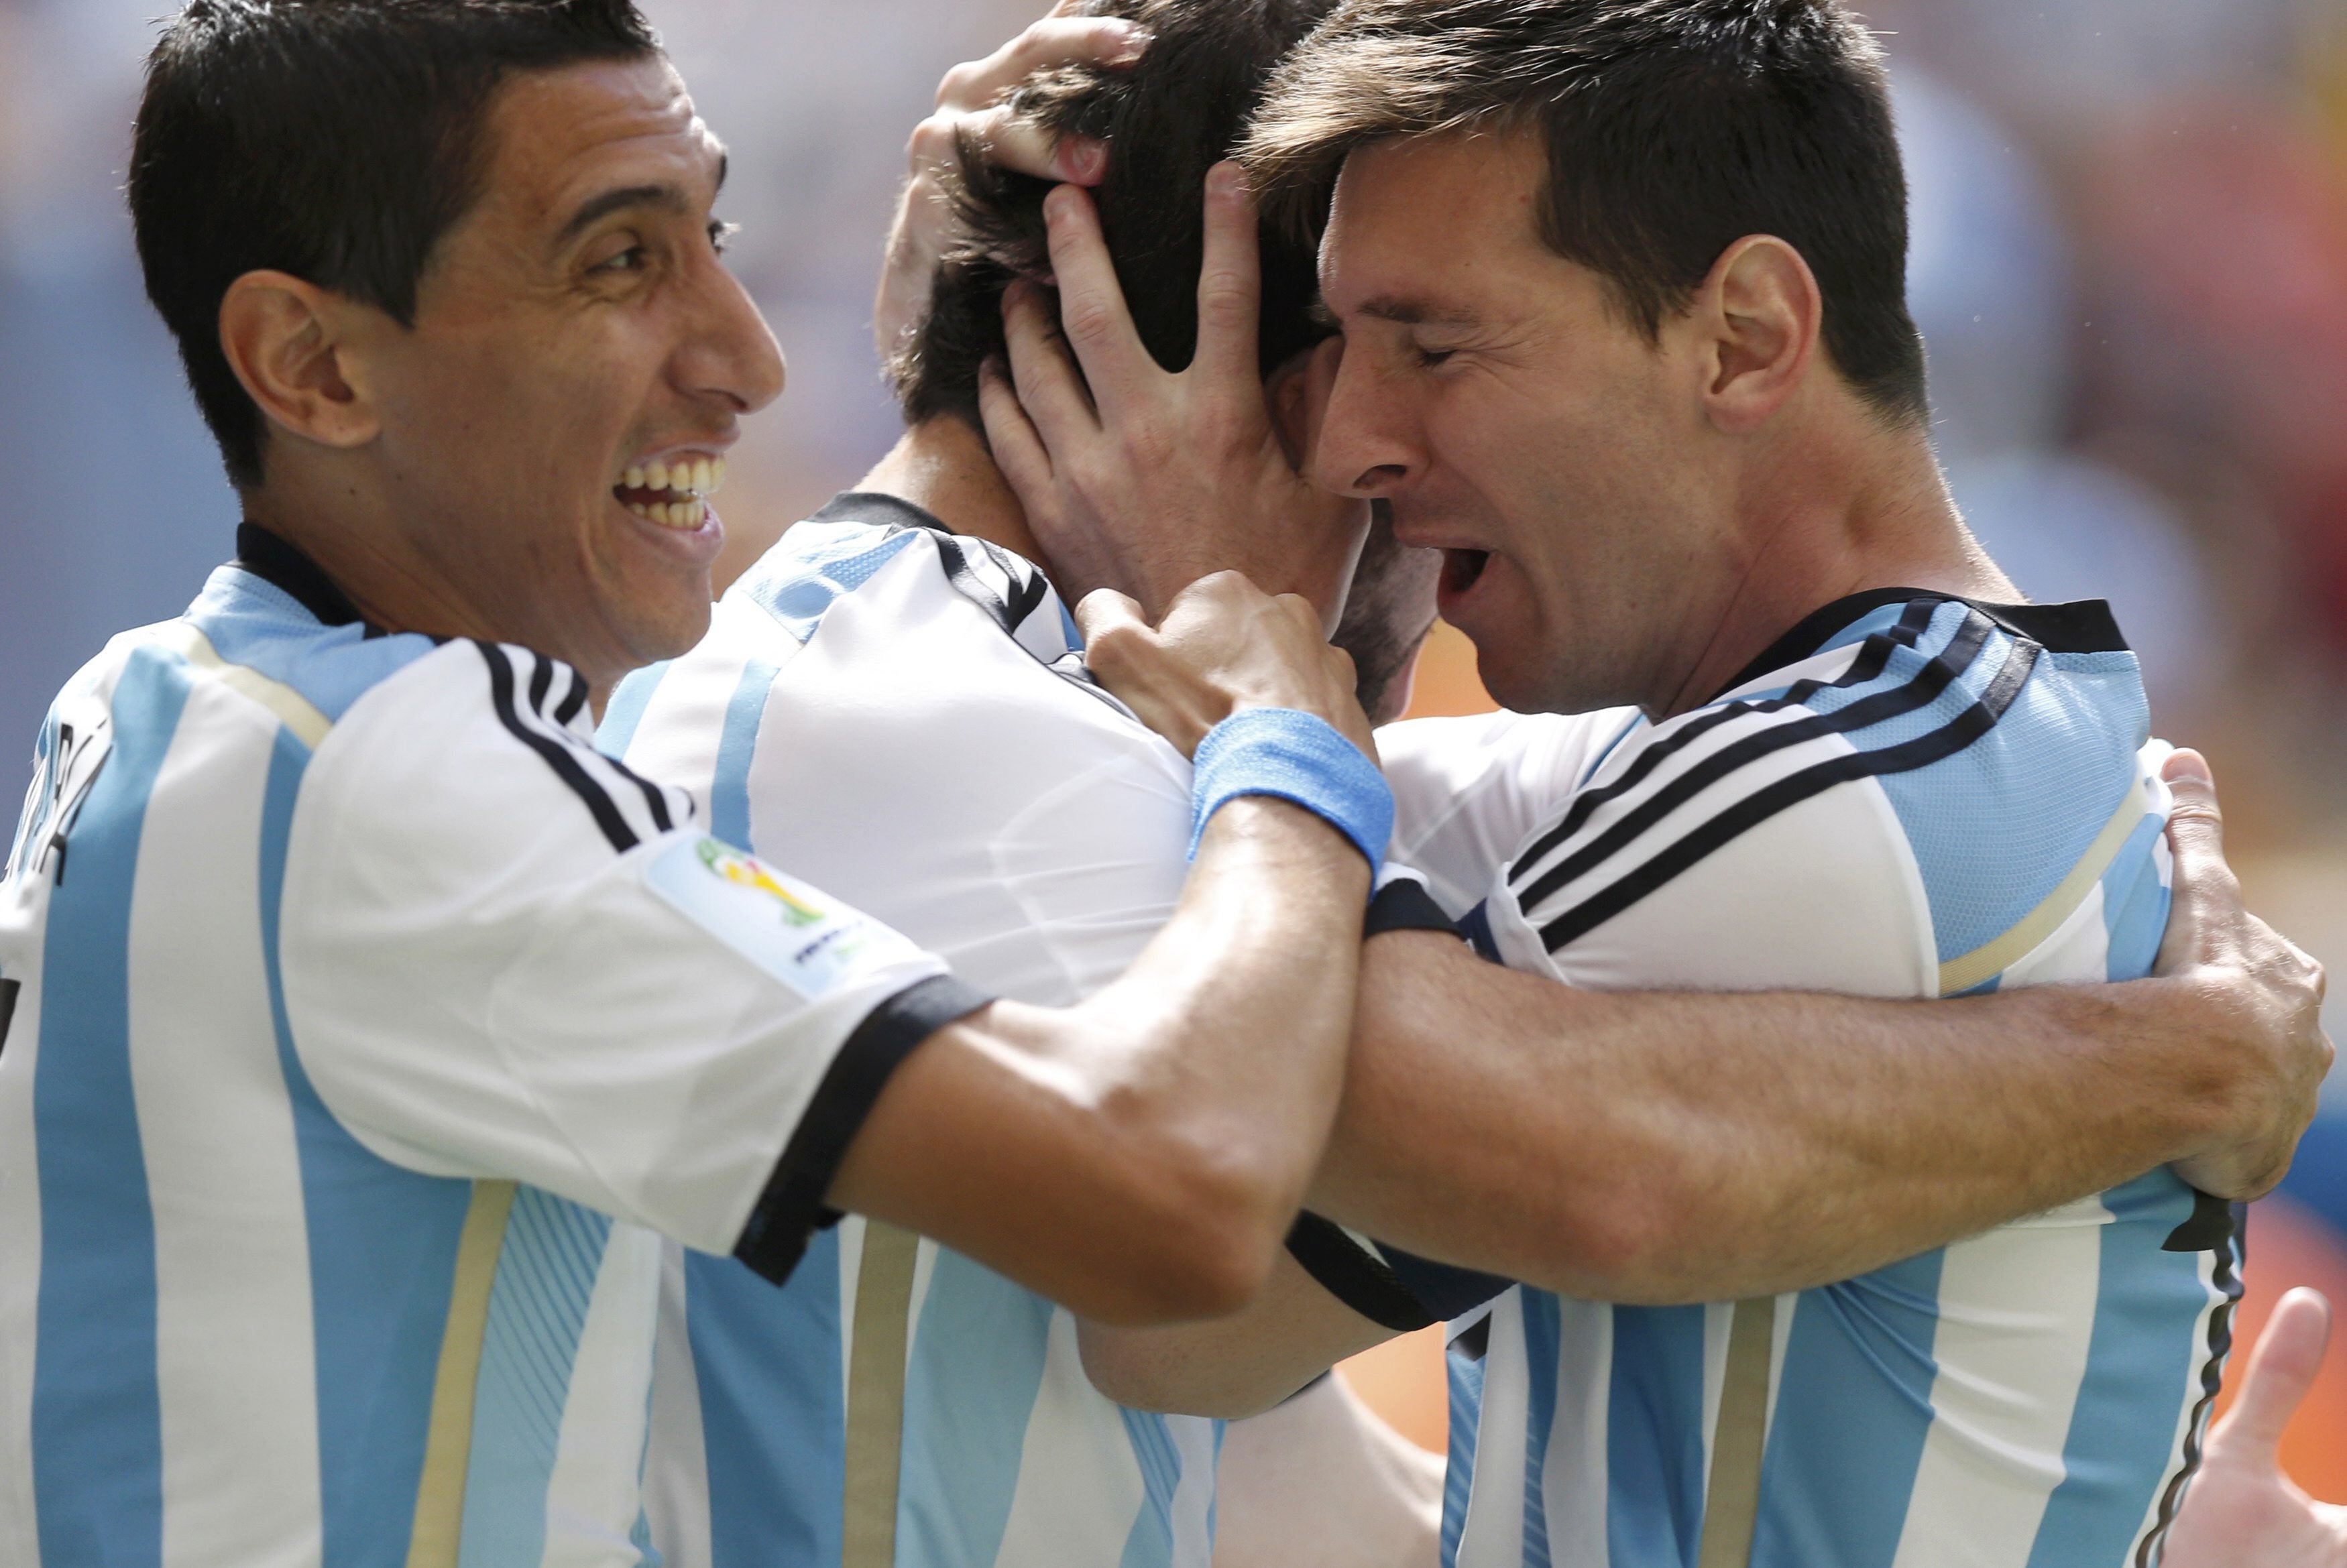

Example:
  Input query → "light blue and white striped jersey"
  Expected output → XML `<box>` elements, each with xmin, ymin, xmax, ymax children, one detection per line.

<box><xmin>1384</xmin><ymin>591</ymin><xmax>2238</xmax><ymax>1568</ymax></box>
<box><xmin>607</xmin><ymin>494</ymin><xmax>1226</xmax><ymax>1568</ymax></box>
<box><xmin>0</xmin><ymin>528</ymin><xmax>972</xmax><ymax>1568</ymax></box>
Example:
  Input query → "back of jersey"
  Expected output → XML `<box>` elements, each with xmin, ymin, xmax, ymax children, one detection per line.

<box><xmin>609</xmin><ymin>497</ymin><xmax>1216</xmax><ymax>1568</ymax></box>
<box><xmin>1437</xmin><ymin>592</ymin><xmax>2237</xmax><ymax>1568</ymax></box>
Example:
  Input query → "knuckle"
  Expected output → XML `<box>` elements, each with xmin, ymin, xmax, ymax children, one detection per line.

<box><xmin>936</xmin><ymin>63</ymin><xmax>980</xmax><ymax>108</ymax></box>
<box><xmin>1123</xmin><ymin>427</ymin><xmax>1176</xmax><ymax>472</ymax></box>
<box><xmin>909</xmin><ymin>115</ymin><xmax>958</xmax><ymax>157</ymax></box>
<box><xmin>1061</xmin><ymin>300</ymin><xmax>1120</xmax><ymax>350</ymax></box>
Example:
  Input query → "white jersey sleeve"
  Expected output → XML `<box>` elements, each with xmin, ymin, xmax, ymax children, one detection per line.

<box><xmin>1475</xmin><ymin>704</ymin><xmax>1939</xmax><ymax>998</ymax></box>
<box><xmin>1379</xmin><ymin>709</ymin><xmax>1639</xmax><ymax>916</ymax></box>
<box><xmin>277</xmin><ymin>640</ymin><xmax>979</xmax><ymax>1274</ymax></box>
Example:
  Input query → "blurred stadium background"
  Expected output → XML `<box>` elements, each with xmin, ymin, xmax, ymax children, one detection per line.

<box><xmin>1</xmin><ymin>0</ymin><xmax>2342</xmax><ymax>1492</ymax></box>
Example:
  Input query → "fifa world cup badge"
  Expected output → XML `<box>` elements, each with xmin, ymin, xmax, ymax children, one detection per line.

<box><xmin>647</xmin><ymin>836</ymin><xmax>923</xmax><ymax>998</ymax></box>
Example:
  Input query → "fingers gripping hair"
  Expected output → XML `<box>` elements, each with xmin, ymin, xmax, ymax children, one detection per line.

<box><xmin>889</xmin><ymin>0</ymin><xmax>1340</xmax><ymax>431</ymax></box>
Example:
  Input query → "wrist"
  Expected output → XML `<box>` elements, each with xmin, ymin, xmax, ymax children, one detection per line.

<box><xmin>1188</xmin><ymin>707</ymin><xmax>1393</xmax><ymax>878</ymax></box>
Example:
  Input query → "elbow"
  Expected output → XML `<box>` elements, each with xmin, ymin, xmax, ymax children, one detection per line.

<box><xmin>1083</xmin><ymin>1127</ymin><xmax>1296</xmax><ymax>1327</ymax></box>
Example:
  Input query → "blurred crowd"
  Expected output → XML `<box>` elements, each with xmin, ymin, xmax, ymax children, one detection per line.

<box><xmin>2</xmin><ymin>0</ymin><xmax>2346</xmax><ymax>1486</ymax></box>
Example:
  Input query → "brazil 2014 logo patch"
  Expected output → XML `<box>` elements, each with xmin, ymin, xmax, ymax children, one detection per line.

<box><xmin>698</xmin><ymin>839</ymin><xmax>828</xmax><ymax>927</ymax></box>
<box><xmin>646</xmin><ymin>835</ymin><xmax>927</xmax><ymax>1000</ymax></box>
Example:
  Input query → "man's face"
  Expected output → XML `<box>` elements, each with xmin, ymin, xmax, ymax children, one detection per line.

<box><xmin>360</xmin><ymin>55</ymin><xmax>784</xmax><ymax>680</ymax></box>
<box><xmin>1313</xmin><ymin>131</ymin><xmax>1733</xmax><ymax>716</ymax></box>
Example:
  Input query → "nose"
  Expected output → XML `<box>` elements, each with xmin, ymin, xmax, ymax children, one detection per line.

<box><xmin>676</xmin><ymin>251</ymin><xmax>787</xmax><ymax>416</ymax></box>
<box><xmin>1312</xmin><ymin>343</ymin><xmax>1421</xmax><ymax>500</ymax></box>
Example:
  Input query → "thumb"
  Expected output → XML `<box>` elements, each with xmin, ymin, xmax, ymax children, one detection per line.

<box><xmin>2157</xmin><ymin>747</ymin><xmax>2232</xmax><ymax>975</ymax></box>
<box><xmin>2209</xmin><ymin>1287</ymin><xmax>2332</xmax><ymax>1463</ymax></box>
<box><xmin>2163</xmin><ymin>747</ymin><xmax>2224</xmax><ymax>864</ymax></box>
<box><xmin>1075</xmin><ymin>587</ymin><xmax>1150</xmax><ymax>646</ymax></box>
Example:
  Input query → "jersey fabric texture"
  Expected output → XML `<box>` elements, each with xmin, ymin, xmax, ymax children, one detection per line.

<box><xmin>608</xmin><ymin>494</ymin><xmax>1452</xmax><ymax>1568</ymax></box>
<box><xmin>0</xmin><ymin>527</ymin><xmax>972</xmax><ymax>1568</ymax></box>
<box><xmin>610</xmin><ymin>495</ymin><xmax>1223</xmax><ymax>1568</ymax></box>
<box><xmin>1385</xmin><ymin>591</ymin><xmax>2238</xmax><ymax>1568</ymax></box>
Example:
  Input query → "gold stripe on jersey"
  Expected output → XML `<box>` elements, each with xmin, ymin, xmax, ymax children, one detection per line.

<box><xmin>1937</xmin><ymin>774</ymin><xmax>2153</xmax><ymax>996</ymax></box>
<box><xmin>406</xmin><ymin>1179</ymin><xmax>518</xmax><ymax>1568</ymax></box>
<box><xmin>844</xmin><ymin>1221</ymin><xmax>923</xmax><ymax>1568</ymax></box>
<box><xmin>154</xmin><ymin>621</ymin><xmax>335</xmax><ymax>749</ymax></box>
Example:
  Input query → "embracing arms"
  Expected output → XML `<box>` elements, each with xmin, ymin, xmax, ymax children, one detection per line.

<box><xmin>1316</xmin><ymin>753</ymin><xmax>2325</xmax><ymax>1305</ymax></box>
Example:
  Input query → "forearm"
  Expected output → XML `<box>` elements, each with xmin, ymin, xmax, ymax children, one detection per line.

<box><xmin>833</xmin><ymin>796</ymin><xmax>1367</xmax><ymax>1323</ymax></box>
<box><xmin>1312</xmin><ymin>934</ymin><xmax>2232</xmax><ymax>1304</ymax></box>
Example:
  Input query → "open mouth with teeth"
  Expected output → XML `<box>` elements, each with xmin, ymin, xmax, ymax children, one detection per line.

<box><xmin>616</xmin><ymin>455</ymin><xmax>728</xmax><ymax>530</ymax></box>
<box><xmin>1442</xmin><ymin>548</ymin><xmax>1493</xmax><ymax>597</ymax></box>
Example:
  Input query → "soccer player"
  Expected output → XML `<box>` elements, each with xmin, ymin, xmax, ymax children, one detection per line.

<box><xmin>612</xmin><ymin>6</ymin><xmax>2329</xmax><ymax>1568</ymax></box>
<box><xmin>977</xmin><ymin>1</ymin><xmax>2337</xmax><ymax>1563</ymax></box>
<box><xmin>0</xmin><ymin>5</ymin><xmax>1413</xmax><ymax>1563</ymax></box>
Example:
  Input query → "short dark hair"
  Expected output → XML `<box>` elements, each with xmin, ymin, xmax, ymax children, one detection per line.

<box><xmin>130</xmin><ymin>0</ymin><xmax>661</xmax><ymax>488</ymax></box>
<box><xmin>1243</xmin><ymin>0</ymin><xmax>1929</xmax><ymax>426</ymax></box>
<box><xmin>893</xmin><ymin>0</ymin><xmax>1338</xmax><ymax>428</ymax></box>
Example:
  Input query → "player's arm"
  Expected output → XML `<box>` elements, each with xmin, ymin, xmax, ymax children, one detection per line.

<box><xmin>1313</xmin><ymin>747</ymin><xmax>2326</xmax><ymax>1305</ymax></box>
<box><xmin>825</xmin><ymin>571</ymin><xmax>1385</xmax><ymax>1323</ymax></box>
<box><xmin>1081</xmin><ymin>748</ymin><xmax>2321</xmax><ymax>1423</ymax></box>
<box><xmin>282</xmin><ymin>589</ymin><xmax>1386</xmax><ymax>1331</ymax></box>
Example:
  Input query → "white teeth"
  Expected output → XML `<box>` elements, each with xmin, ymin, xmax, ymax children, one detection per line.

<box><xmin>623</xmin><ymin>466</ymin><xmax>646</xmax><ymax>490</ymax></box>
<box><xmin>647</xmin><ymin>459</ymin><xmax>671</xmax><ymax>491</ymax></box>
<box><xmin>691</xmin><ymin>458</ymin><xmax>713</xmax><ymax>495</ymax></box>
<box><xmin>709</xmin><ymin>457</ymin><xmax>727</xmax><ymax>495</ymax></box>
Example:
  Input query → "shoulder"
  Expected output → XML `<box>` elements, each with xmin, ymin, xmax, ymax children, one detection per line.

<box><xmin>308</xmin><ymin>640</ymin><xmax>692</xmax><ymax>867</ymax></box>
<box><xmin>1380</xmin><ymin>708</ymin><xmax>1639</xmax><ymax>914</ymax></box>
<box><xmin>1490</xmin><ymin>596</ymin><xmax>2156</xmax><ymax>994</ymax></box>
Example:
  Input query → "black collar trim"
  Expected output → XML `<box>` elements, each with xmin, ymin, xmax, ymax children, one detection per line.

<box><xmin>809</xmin><ymin>490</ymin><xmax>957</xmax><ymax>538</ymax></box>
<box><xmin>234</xmin><ymin>524</ymin><xmax>367</xmax><ymax>629</ymax></box>
<box><xmin>1717</xmin><ymin>587</ymin><xmax>2130</xmax><ymax>702</ymax></box>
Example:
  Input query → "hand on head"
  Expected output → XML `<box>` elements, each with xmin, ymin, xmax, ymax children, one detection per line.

<box><xmin>2161</xmin><ymin>1288</ymin><xmax>2347</xmax><ymax>1565</ymax></box>
<box><xmin>978</xmin><ymin>163</ymin><xmax>1373</xmax><ymax>632</ymax></box>
<box><xmin>874</xmin><ymin>6</ymin><xmax>1149</xmax><ymax>363</ymax></box>
<box><xmin>2156</xmin><ymin>749</ymin><xmax>2334</xmax><ymax>1199</ymax></box>
<box><xmin>1078</xmin><ymin>574</ymin><xmax>1374</xmax><ymax>762</ymax></box>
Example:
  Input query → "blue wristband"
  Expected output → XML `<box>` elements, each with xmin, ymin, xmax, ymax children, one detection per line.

<box><xmin>1188</xmin><ymin>707</ymin><xmax>1392</xmax><ymax>878</ymax></box>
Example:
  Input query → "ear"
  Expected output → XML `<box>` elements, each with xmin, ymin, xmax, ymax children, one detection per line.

<box><xmin>1691</xmin><ymin>235</ymin><xmax>1821</xmax><ymax>435</ymax></box>
<box><xmin>217</xmin><ymin>270</ymin><xmax>383</xmax><ymax>455</ymax></box>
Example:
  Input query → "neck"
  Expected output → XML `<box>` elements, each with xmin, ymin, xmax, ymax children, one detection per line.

<box><xmin>856</xmin><ymin>417</ymin><xmax>1053</xmax><ymax>572</ymax></box>
<box><xmin>243</xmin><ymin>463</ymin><xmax>635</xmax><ymax>691</ymax></box>
<box><xmin>244</xmin><ymin>473</ymin><xmax>488</xmax><ymax>642</ymax></box>
<box><xmin>1656</xmin><ymin>420</ymin><xmax>2014</xmax><ymax>717</ymax></box>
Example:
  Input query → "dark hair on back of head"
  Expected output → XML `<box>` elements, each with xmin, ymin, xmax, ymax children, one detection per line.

<box><xmin>131</xmin><ymin>0</ymin><xmax>661</xmax><ymax>488</ymax></box>
<box><xmin>893</xmin><ymin>0</ymin><xmax>1338</xmax><ymax>428</ymax></box>
<box><xmin>1243</xmin><ymin>0</ymin><xmax>1929</xmax><ymax>427</ymax></box>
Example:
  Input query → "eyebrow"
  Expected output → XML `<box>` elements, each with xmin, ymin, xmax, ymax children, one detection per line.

<box><xmin>1358</xmin><ymin>296</ymin><xmax>1482</xmax><ymax>328</ymax></box>
<box><xmin>552</xmin><ymin>150</ymin><xmax>730</xmax><ymax>248</ymax></box>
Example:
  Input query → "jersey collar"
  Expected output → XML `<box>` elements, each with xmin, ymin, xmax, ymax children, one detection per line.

<box><xmin>233</xmin><ymin>523</ymin><xmax>369</xmax><ymax>629</ymax></box>
<box><xmin>1714</xmin><ymin>585</ymin><xmax>2130</xmax><ymax>703</ymax></box>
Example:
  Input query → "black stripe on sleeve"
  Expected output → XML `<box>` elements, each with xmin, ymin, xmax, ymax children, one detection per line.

<box><xmin>1534</xmin><ymin>637</ymin><xmax>2038</xmax><ymax>953</ymax></box>
<box><xmin>0</xmin><ymin>978</ymin><xmax>19</xmax><ymax>1064</ymax></box>
<box><xmin>1508</xmin><ymin>598</ymin><xmax>1943</xmax><ymax>888</ymax></box>
<box><xmin>1365</xmin><ymin>878</ymin><xmax>1463</xmax><ymax>941</ymax></box>
<box><xmin>554</xmin><ymin>667</ymin><xmax>591</xmax><ymax>728</ymax></box>
<box><xmin>1285</xmin><ymin>1213</ymin><xmax>1517</xmax><ymax>1331</ymax></box>
<box><xmin>734</xmin><ymin>974</ymin><xmax>992</xmax><ymax>1286</ymax></box>
<box><xmin>1513</xmin><ymin>608</ymin><xmax>1994</xmax><ymax>915</ymax></box>
<box><xmin>1284</xmin><ymin>1213</ymin><xmax>1436</xmax><ymax>1333</ymax></box>
<box><xmin>608</xmin><ymin>753</ymin><xmax>677</xmax><ymax>835</ymax></box>
<box><xmin>479</xmin><ymin>643</ymin><xmax>641</xmax><ymax>853</ymax></box>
